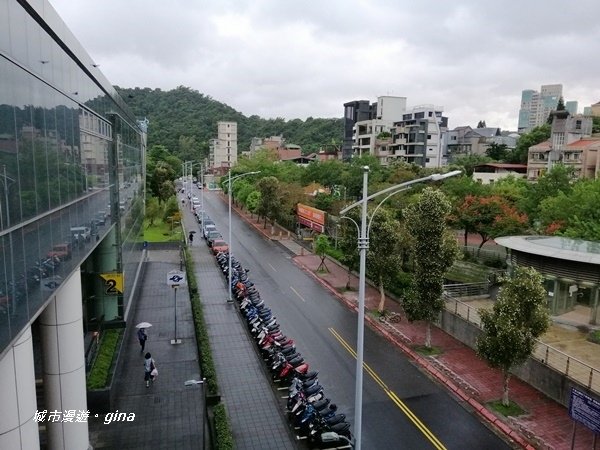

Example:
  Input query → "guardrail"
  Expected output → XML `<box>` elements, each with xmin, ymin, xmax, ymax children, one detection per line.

<box><xmin>445</xmin><ymin>297</ymin><xmax>600</xmax><ymax>396</ymax></box>
<box><xmin>444</xmin><ymin>282</ymin><xmax>490</xmax><ymax>299</ymax></box>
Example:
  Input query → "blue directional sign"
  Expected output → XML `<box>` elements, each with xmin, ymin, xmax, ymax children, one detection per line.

<box><xmin>167</xmin><ymin>270</ymin><xmax>187</xmax><ymax>286</ymax></box>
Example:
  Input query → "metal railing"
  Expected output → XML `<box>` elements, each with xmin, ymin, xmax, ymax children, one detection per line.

<box><xmin>444</xmin><ymin>282</ymin><xmax>490</xmax><ymax>299</ymax></box>
<box><xmin>445</xmin><ymin>298</ymin><xmax>600</xmax><ymax>395</ymax></box>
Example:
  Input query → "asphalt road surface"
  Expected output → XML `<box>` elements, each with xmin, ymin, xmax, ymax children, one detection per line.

<box><xmin>196</xmin><ymin>187</ymin><xmax>511</xmax><ymax>450</ymax></box>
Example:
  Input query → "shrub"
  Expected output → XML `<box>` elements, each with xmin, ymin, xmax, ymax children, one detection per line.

<box><xmin>87</xmin><ymin>329</ymin><xmax>121</xmax><ymax>390</ymax></box>
<box><xmin>183</xmin><ymin>248</ymin><xmax>218</xmax><ymax>395</ymax></box>
<box><xmin>214</xmin><ymin>403</ymin><xmax>234</xmax><ymax>450</ymax></box>
<box><xmin>587</xmin><ymin>330</ymin><xmax>600</xmax><ymax>344</ymax></box>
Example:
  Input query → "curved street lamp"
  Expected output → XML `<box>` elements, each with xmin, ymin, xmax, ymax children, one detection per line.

<box><xmin>226</xmin><ymin>170</ymin><xmax>260</xmax><ymax>302</ymax></box>
<box><xmin>340</xmin><ymin>167</ymin><xmax>461</xmax><ymax>450</ymax></box>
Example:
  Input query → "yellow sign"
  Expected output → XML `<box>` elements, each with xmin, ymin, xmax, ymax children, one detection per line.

<box><xmin>100</xmin><ymin>272</ymin><xmax>124</xmax><ymax>295</ymax></box>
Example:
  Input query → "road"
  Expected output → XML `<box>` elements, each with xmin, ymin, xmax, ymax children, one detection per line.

<box><xmin>195</xmin><ymin>186</ymin><xmax>511</xmax><ymax>450</ymax></box>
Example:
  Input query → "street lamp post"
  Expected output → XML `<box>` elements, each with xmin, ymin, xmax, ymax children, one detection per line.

<box><xmin>339</xmin><ymin>167</ymin><xmax>461</xmax><ymax>450</ymax></box>
<box><xmin>226</xmin><ymin>170</ymin><xmax>260</xmax><ymax>302</ymax></box>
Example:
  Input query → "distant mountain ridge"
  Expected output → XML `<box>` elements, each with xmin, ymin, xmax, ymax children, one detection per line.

<box><xmin>116</xmin><ymin>86</ymin><xmax>343</xmax><ymax>157</ymax></box>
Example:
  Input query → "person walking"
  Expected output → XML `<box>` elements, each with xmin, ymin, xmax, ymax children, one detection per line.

<box><xmin>144</xmin><ymin>352</ymin><xmax>156</xmax><ymax>388</ymax></box>
<box><xmin>137</xmin><ymin>327</ymin><xmax>147</xmax><ymax>352</ymax></box>
<box><xmin>189</xmin><ymin>232</ymin><xmax>194</xmax><ymax>246</ymax></box>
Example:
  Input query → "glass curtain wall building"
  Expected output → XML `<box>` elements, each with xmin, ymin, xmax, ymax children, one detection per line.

<box><xmin>0</xmin><ymin>0</ymin><xmax>145</xmax><ymax>374</ymax></box>
<box><xmin>0</xmin><ymin>0</ymin><xmax>146</xmax><ymax>353</ymax></box>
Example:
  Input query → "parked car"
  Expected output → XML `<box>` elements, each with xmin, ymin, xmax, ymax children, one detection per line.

<box><xmin>203</xmin><ymin>224</ymin><xmax>217</xmax><ymax>239</ymax></box>
<box><xmin>71</xmin><ymin>226</ymin><xmax>91</xmax><ymax>243</ymax></box>
<box><xmin>47</xmin><ymin>243</ymin><xmax>72</xmax><ymax>261</ymax></box>
<box><xmin>202</xmin><ymin>219</ymin><xmax>217</xmax><ymax>239</ymax></box>
<box><xmin>211</xmin><ymin>240</ymin><xmax>229</xmax><ymax>255</ymax></box>
<box><xmin>206</xmin><ymin>231</ymin><xmax>222</xmax><ymax>247</ymax></box>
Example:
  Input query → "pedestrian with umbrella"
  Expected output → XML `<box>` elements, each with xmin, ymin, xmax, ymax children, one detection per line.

<box><xmin>189</xmin><ymin>231</ymin><xmax>195</xmax><ymax>246</ymax></box>
<box><xmin>136</xmin><ymin>322</ymin><xmax>152</xmax><ymax>352</ymax></box>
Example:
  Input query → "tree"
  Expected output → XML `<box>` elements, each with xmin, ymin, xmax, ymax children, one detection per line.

<box><xmin>509</xmin><ymin>124</ymin><xmax>550</xmax><ymax>164</ymax></box>
<box><xmin>538</xmin><ymin>178</ymin><xmax>600</xmax><ymax>239</ymax></box>
<box><xmin>403</xmin><ymin>188</ymin><xmax>460</xmax><ymax>348</ymax></box>
<box><xmin>145</xmin><ymin>196</ymin><xmax>163</xmax><ymax>227</ymax></box>
<box><xmin>256</xmin><ymin>176</ymin><xmax>282</xmax><ymax>228</ymax></box>
<box><xmin>477</xmin><ymin>120</ymin><xmax>487</xmax><ymax>128</ymax></box>
<box><xmin>366</xmin><ymin>208</ymin><xmax>404</xmax><ymax>312</ymax></box>
<box><xmin>519</xmin><ymin>164</ymin><xmax>574</xmax><ymax>219</ymax></box>
<box><xmin>314</xmin><ymin>234</ymin><xmax>330</xmax><ymax>273</ymax></box>
<box><xmin>158</xmin><ymin>180</ymin><xmax>176</xmax><ymax>204</ymax></box>
<box><xmin>246</xmin><ymin>191</ymin><xmax>261</xmax><ymax>215</ymax></box>
<box><xmin>477</xmin><ymin>266</ymin><xmax>549</xmax><ymax>406</ymax></box>
<box><xmin>457</xmin><ymin>195</ymin><xmax>528</xmax><ymax>252</ymax></box>
<box><xmin>485</xmin><ymin>143</ymin><xmax>509</xmax><ymax>161</ymax></box>
<box><xmin>556</xmin><ymin>96</ymin><xmax>566</xmax><ymax>111</ymax></box>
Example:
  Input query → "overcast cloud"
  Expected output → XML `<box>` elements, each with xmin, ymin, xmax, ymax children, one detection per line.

<box><xmin>49</xmin><ymin>0</ymin><xmax>600</xmax><ymax>131</ymax></box>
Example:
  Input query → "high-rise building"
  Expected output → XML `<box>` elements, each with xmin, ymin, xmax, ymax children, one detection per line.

<box><xmin>210</xmin><ymin>121</ymin><xmax>237</xmax><ymax>174</ymax></box>
<box><xmin>518</xmin><ymin>84</ymin><xmax>564</xmax><ymax>132</ymax></box>
<box><xmin>0</xmin><ymin>1</ymin><xmax>146</xmax><ymax>448</ymax></box>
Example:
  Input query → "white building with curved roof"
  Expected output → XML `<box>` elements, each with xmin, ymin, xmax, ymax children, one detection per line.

<box><xmin>496</xmin><ymin>236</ymin><xmax>600</xmax><ymax>324</ymax></box>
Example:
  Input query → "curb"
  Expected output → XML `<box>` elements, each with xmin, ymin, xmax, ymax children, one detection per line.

<box><xmin>214</xmin><ymin>191</ymin><xmax>535</xmax><ymax>449</ymax></box>
<box><xmin>291</xmin><ymin>257</ymin><xmax>535</xmax><ymax>450</ymax></box>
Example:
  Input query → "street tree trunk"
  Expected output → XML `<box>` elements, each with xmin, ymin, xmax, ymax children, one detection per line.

<box><xmin>425</xmin><ymin>321</ymin><xmax>432</xmax><ymax>348</ymax></box>
<box><xmin>502</xmin><ymin>370</ymin><xmax>511</xmax><ymax>406</ymax></box>
<box><xmin>378</xmin><ymin>276</ymin><xmax>386</xmax><ymax>312</ymax></box>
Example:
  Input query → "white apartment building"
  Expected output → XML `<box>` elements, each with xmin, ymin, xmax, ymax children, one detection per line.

<box><xmin>210</xmin><ymin>121</ymin><xmax>238</xmax><ymax>173</ymax></box>
<box><xmin>351</xmin><ymin>96</ymin><xmax>406</xmax><ymax>164</ymax></box>
<box><xmin>389</xmin><ymin>105</ymin><xmax>448</xmax><ymax>168</ymax></box>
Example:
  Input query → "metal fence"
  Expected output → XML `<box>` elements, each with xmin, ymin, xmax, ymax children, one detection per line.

<box><xmin>445</xmin><ymin>298</ymin><xmax>600</xmax><ymax>395</ymax></box>
<box><xmin>444</xmin><ymin>282</ymin><xmax>490</xmax><ymax>299</ymax></box>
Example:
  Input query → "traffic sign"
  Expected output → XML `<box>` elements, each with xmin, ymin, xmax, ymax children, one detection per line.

<box><xmin>167</xmin><ymin>270</ymin><xmax>186</xmax><ymax>286</ymax></box>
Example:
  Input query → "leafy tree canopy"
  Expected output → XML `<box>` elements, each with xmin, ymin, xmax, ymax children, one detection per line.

<box><xmin>117</xmin><ymin>86</ymin><xmax>343</xmax><ymax>160</ymax></box>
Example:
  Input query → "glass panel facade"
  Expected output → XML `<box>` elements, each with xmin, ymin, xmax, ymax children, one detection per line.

<box><xmin>0</xmin><ymin>0</ymin><xmax>145</xmax><ymax>352</ymax></box>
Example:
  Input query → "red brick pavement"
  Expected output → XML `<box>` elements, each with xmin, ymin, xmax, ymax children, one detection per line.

<box><xmin>219</xmin><ymin>192</ymin><xmax>594</xmax><ymax>450</ymax></box>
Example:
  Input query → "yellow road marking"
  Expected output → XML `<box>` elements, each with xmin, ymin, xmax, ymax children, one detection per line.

<box><xmin>290</xmin><ymin>286</ymin><xmax>306</xmax><ymax>302</ymax></box>
<box><xmin>328</xmin><ymin>327</ymin><xmax>447</xmax><ymax>450</ymax></box>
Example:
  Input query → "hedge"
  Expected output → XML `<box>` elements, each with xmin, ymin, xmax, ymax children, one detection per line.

<box><xmin>87</xmin><ymin>329</ymin><xmax>121</xmax><ymax>389</ymax></box>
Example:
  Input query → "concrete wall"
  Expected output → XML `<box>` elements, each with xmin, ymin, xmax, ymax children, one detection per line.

<box><xmin>440</xmin><ymin>310</ymin><xmax>600</xmax><ymax>407</ymax></box>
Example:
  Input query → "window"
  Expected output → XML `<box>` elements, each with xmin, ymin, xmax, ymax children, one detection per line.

<box><xmin>427</xmin><ymin>135</ymin><xmax>431</xmax><ymax>139</ymax></box>
<box><xmin>576</xmin><ymin>120</ymin><xmax>582</xmax><ymax>130</ymax></box>
<box><xmin>428</xmin><ymin>112</ymin><xmax>433</xmax><ymax>117</ymax></box>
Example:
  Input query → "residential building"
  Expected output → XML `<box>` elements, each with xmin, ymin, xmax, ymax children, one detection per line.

<box><xmin>472</xmin><ymin>163</ymin><xmax>527</xmax><ymax>184</ymax></box>
<box><xmin>389</xmin><ymin>105</ymin><xmax>448</xmax><ymax>168</ymax></box>
<box><xmin>527</xmin><ymin>111</ymin><xmax>597</xmax><ymax>180</ymax></box>
<box><xmin>349</xmin><ymin>96</ymin><xmax>407</xmax><ymax>164</ymax></box>
<box><xmin>210</xmin><ymin>121</ymin><xmax>238</xmax><ymax>174</ymax></box>
<box><xmin>0</xmin><ymin>2</ymin><xmax>146</xmax><ymax>448</ymax></box>
<box><xmin>446</xmin><ymin>126</ymin><xmax>503</xmax><ymax>160</ymax></box>
<box><xmin>342</xmin><ymin>100</ymin><xmax>373</xmax><ymax>161</ymax></box>
<box><xmin>591</xmin><ymin>101</ymin><xmax>600</xmax><ymax>117</ymax></box>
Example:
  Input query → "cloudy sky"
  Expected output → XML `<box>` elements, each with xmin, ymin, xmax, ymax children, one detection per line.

<box><xmin>49</xmin><ymin>0</ymin><xmax>600</xmax><ymax>131</ymax></box>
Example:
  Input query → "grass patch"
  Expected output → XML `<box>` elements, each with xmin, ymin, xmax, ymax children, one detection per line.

<box><xmin>445</xmin><ymin>260</ymin><xmax>491</xmax><ymax>283</ymax></box>
<box><xmin>87</xmin><ymin>329</ymin><xmax>121</xmax><ymax>390</ymax></box>
<box><xmin>142</xmin><ymin>219</ymin><xmax>183</xmax><ymax>242</ymax></box>
<box><xmin>588</xmin><ymin>330</ymin><xmax>600</xmax><ymax>345</ymax></box>
<box><xmin>214</xmin><ymin>403</ymin><xmax>234</xmax><ymax>450</ymax></box>
<box><xmin>412</xmin><ymin>345</ymin><xmax>443</xmax><ymax>356</ymax></box>
<box><xmin>487</xmin><ymin>400</ymin><xmax>526</xmax><ymax>417</ymax></box>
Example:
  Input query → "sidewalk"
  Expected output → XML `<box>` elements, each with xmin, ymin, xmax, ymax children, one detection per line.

<box><xmin>225</xmin><ymin>196</ymin><xmax>597</xmax><ymax>450</ymax></box>
<box><xmin>88</xmin><ymin>250</ymin><xmax>205</xmax><ymax>449</ymax></box>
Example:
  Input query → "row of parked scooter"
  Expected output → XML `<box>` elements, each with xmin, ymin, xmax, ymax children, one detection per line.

<box><xmin>213</xmin><ymin>250</ymin><xmax>353</xmax><ymax>449</ymax></box>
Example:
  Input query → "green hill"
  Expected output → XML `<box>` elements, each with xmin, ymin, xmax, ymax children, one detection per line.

<box><xmin>116</xmin><ymin>86</ymin><xmax>343</xmax><ymax>159</ymax></box>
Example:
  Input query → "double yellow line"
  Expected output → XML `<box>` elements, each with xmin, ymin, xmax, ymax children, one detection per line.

<box><xmin>329</xmin><ymin>328</ymin><xmax>447</xmax><ymax>450</ymax></box>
